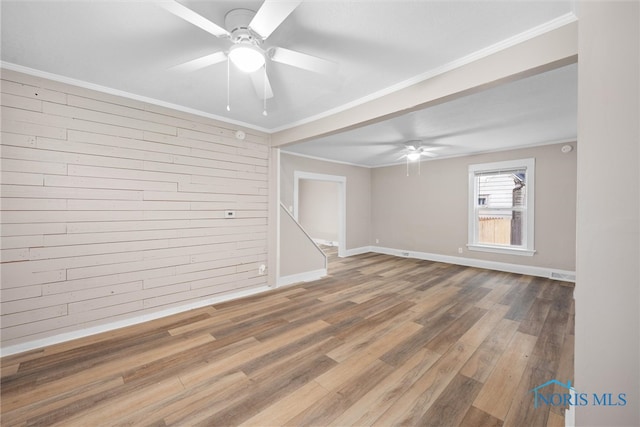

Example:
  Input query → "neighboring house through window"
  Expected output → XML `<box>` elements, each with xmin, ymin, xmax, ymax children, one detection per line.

<box><xmin>468</xmin><ymin>158</ymin><xmax>535</xmax><ymax>256</ymax></box>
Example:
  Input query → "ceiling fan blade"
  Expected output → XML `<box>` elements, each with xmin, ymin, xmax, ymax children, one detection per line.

<box><xmin>249</xmin><ymin>0</ymin><xmax>301</xmax><ymax>39</ymax></box>
<box><xmin>171</xmin><ymin>51</ymin><xmax>227</xmax><ymax>72</ymax></box>
<box><xmin>422</xmin><ymin>146</ymin><xmax>445</xmax><ymax>152</ymax></box>
<box><xmin>421</xmin><ymin>151</ymin><xmax>438</xmax><ymax>158</ymax></box>
<box><xmin>249</xmin><ymin>68</ymin><xmax>274</xmax><ymax>100</ymax></box>
<box><xmin>270</xmin><ymin>47</ymin><xmax>338</xmax><ymax>75</ymax></box>
<box><xmin>158</xmin><ymin>1</ymin><xmax>229</xmax><ymax>37</ymax></box>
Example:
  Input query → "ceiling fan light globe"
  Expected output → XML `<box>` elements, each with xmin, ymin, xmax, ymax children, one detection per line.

<box><xmin>229</xmin><ymin>44</ymin><xmax>265</xmax><ymax>73</ymax></box>
<box><xmin>407</xmin><ymin>152</ymin><xmax>421</xmax><ymax>161</ymax></box>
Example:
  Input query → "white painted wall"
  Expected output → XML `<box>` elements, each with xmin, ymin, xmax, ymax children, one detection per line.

<box><xmin>298</xmin><ymin>179</ymin><xmax>340</xmax><ymax>244</ymax></box>
<box><xmin>0</xmin><ymin>69</ymin><xmax>271</xmax><ymax>353</ymax></box>
<box><xmin>280</xmin><ymin>153</ymin><xmax>371</xmax><ymax>252</ymax></box>
<box><xmin>278</xmin><ymin>204</ymin><xmax>326</xmax><ymax>282</ymax></box>
<box><xmin>575</xmin><ymin>1</ymin><xmax>640</xmax><ymax>425</ymax></box>
<box><xmin>372</xmin><ymin>143</ymin><xmax>576</xmax><ymax>272</ymax></box>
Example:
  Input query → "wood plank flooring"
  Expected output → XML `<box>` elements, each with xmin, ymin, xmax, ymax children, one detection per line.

<box><xmin>0</xmin><ymin>248</ymin><xmax>574</xmax><ymax>426</ymax></box>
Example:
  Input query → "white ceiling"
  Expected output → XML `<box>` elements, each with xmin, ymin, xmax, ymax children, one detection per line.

<box><xmin>283</xmin><ymin>63</ymin><xmax>577</xmax><ymax>167</ymax></box>
<box><xmin>1</xmin><ymin>0</ymin><xmax>577</xmax><ymax>167</ymax></box>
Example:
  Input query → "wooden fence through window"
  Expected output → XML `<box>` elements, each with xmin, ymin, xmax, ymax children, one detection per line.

<box><xmin>478</xmin><ymin>217</ymin><xmax>511</xmax><ymax>245</ymax></box>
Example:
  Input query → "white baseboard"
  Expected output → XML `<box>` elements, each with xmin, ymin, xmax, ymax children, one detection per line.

<box><xmin>565</xmin><ymin>392</ymin><xmax>576</xmax><ymax>427</ymax></box>
<box><xmin>2</xmin><ymin>246</ymin><xmax>574</xmax><ymax>357</ymax></box>
<box><xmin>277</xmin><ymin>268</ymin><xmax>327</xmax><ymax>287</ymax></box>
<box><xmin>0</xmin><ymin>285</ymin><xmax>273</xmax><ymax>358</ymax></box>
<box><xmin>312</xmin><ymin>238</ymin><xmax>338</xmax><ymax>247</ymax></box>
<box><xmin>369</xmin><ymin>246</ymin><xmax>576</xmax><ymax>282</ymax></box>
<box><xmin>342</xmin><ymin>246</ymin><xmax>373</xmax><ymax>257</ymax></box>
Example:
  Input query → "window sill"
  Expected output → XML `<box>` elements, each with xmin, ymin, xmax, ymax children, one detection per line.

<box><xmin>467</xmin><ymin>244</ymin><xmax>536</xmax><ymax>257</ymax></box>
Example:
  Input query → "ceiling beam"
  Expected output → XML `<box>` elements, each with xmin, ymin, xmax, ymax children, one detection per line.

<box><xmin>270</xmin><ymin>20</ymin><xmax>578</xmax><ymax>148</ymax></box>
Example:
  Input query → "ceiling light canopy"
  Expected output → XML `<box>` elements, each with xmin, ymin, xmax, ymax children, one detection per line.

<box><xmin>229</xmin><ymin>44</ymin><xmax>265</xmax><ymax>73</ymax></box>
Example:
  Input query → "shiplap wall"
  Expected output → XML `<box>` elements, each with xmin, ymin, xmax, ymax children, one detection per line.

<box><xmin>0</xmin><ymin>69</ymin><xmax>270</xmax><ymax>351</ymax></box>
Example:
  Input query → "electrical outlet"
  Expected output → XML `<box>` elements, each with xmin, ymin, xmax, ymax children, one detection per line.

<box><xmin>458</xmin><ymin>247</ymin><xmax>463</xmax><ymax>254</ymax></box>
<box><xmin>375</xmin><ymin>238</ymin><xmax>379</xmax><ymax>244</ymax></box>
<box><xmin>258</xmin><ymin>264</ymin><xmax>266</xmax><ymax>275</ymax></box>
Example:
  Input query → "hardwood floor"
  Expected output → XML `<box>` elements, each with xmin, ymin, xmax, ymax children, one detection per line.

<box><xmin>1</xmin><ymin>248</ymin><xmax>574</xmax><ymax>426</ymax></box>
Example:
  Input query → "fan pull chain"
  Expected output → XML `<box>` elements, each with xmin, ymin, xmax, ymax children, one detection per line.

<box><xmin>405</xmin><ymin>157</ymin><xmax>422</xmax><ymax>176</ymax></box>
<box><xmin>262</xmin><ymin>64</ymin><xmax>268</xmax><ymax>116</ymax></box>
<box><xmin>226</xmin><ymin>56</ymin><xmax>231</xmax><ymax>112</ymax></box>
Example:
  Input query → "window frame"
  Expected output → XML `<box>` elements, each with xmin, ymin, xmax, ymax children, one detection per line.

<box><xmin>467</xmin><ymin>158</ymin><xmax>536</xmax><ymax>256</ymax></box>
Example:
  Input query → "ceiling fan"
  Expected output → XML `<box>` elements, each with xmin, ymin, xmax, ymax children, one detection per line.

<box><xmin>402</xmin><ymin>141</ymin><xmax>442</xmax><ymax>161</ymax></box>
<box><xmin>399</xmin><ymin>141</ymin><xmax>442</xmax><ymax>176</ymax></box>
<box><xmin>159</xmin><ymin>0</ymin><xmax>338</xmax><ymax>104</ymax></box>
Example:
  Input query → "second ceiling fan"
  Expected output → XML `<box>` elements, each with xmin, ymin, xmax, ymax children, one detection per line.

<box><xmin>159</xmin><ymin>0</ymin><xmax>338</xmax><ymax>103</ymax></box>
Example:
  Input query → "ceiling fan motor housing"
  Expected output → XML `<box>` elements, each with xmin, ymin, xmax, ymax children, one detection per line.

<box><xmin>225</xmin><ymin>9</ymin><xmax>261</xmax><ymax>45</ymax></box>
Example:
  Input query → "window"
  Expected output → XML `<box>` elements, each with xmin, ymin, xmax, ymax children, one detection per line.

<box><xmin>468</xmin><ymin>158</ymin><xmax>535</xmax><ymax>256</ymax></box>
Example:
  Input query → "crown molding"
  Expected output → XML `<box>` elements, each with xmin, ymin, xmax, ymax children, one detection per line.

<box><xmin>270</xmin><ymin>13</ymin><xmax>578</xmax><ymax>134</ymax></box>
<box><xmin>0</xmin><ymin>61</ymin><xmax>271</xmax><ymax>134</ymax></box>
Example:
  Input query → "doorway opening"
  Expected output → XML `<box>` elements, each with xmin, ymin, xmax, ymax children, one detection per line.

<box><xmin>293</xmin><ymin>171</ymin><xmax>346</xmax><ymax>258</ymax></box>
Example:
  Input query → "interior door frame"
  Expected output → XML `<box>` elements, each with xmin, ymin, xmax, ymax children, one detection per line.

<box><xmin>293</xmin><ymin>171</ymin><xmax>347</xmax><ymax>258</ymax></box>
